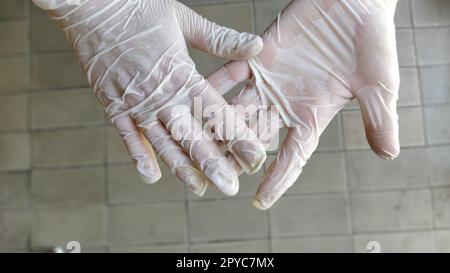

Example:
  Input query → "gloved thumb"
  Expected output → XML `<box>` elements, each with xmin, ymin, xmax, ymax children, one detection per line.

<box><xmin>356</xmin><ymin>84</ymin><xmax>400</xmax><ymax>160</ymax></box>
<box><xmin>173</xmin><ymin>1</ymin><xmax>263</xmax><ymax>60</ymax></box>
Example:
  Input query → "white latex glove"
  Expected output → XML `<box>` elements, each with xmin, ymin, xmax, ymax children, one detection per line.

<box><xmin>33</xmin><ymin>0</ymin><xmax>267</xmax><ymax>196</ymax></box>
<box><xmin>209</xmin><ymin>0</ymin><xmax>400</xmax><ymax>208</ymax></box>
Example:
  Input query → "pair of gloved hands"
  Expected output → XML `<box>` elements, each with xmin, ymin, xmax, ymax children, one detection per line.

<box><xmin>34</xmin><ymin>0</ymin><xmax>400</xmax><ymax>209</ymax></box>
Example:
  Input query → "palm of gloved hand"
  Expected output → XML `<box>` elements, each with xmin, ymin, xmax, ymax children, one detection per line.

<box><xmin>39</xmin><ymin>0</ymin><xmax>267</xmax><ymax>197</ymax></box>
<box><xmin>209</xmin><ymin>0</ymin><xmax>400</xmax><ymax>209</ymax></box>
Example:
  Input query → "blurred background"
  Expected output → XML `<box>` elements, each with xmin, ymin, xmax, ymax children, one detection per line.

<box><xmin>0</xmin><ymin>0</ymin><xmax>449</xmax><ymax>253</ymax></box>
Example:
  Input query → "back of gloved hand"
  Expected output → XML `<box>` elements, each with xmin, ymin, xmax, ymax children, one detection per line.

<box><xmin>33</xmin><ymin>0</ymin><xmax>267</xmax><ymax>196</ymax></box>
<box><xmin>209</xmin><ymin>0</ymin><xmax>400</xmax><ymax>208</ymax></box>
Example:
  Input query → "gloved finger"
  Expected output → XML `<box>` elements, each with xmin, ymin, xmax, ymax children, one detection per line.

<box><xmin>253</xmin><ymin>127</ymin><xmax>313</xmax><ymax>210</ymax></box>
<box><xmin>207</xmin><ymin>61</ymin><xmax>262</xmax><ymax>128</ymax></box>
<box><xmin>142</xmin><ymin>120</ymin><xmax>208</xmax><ymax>197</ymax></box>
<box><xmin>209</xmin><ymin>65</ymin><xmax>282</xmax><ymax>175</ymax></box>
<box><xmin>225</xmin><ymin>152</ymin><xmax>244</xmax><ymax>176</ymax></box>
<box><xmin>353</xmin><ymin>9</ymin><xmax>400</xmax><ymax>160</ymax></box>
<box><xmin>173</xmin><ymin>2</ymin><xmax>263</xmax><ymax>60</ymax></box>
<box><xmin>210</xmin><ymin>67</ymin><xmax>284</xmax><ymax>175</ymax></box>
<box><xmin>356</xmin><ymin>84</ymin><xmax>400</xmax><ymax>160</ymax></box>
<box><xmin>209</xmin><ymin>62</ymin><xmax>268</xmax><ymax>174</ymax></box>
<box><xmin>198</xmin><ymin>82</ymin><xmax>267</xmax><ymax>174</ymax></box>
<box><xmin>221</xmin><ymin>105</ymin><xmax>282</xmax><ymax>175</ymax></box>
<box><xmin>231</xmin><ymin>84</ymin><xmax>284</xmax><ymax>151</ymax></box>
<box><xmin>113</xmin><ymin>115</ymin><xmax>161</xmax><ymax>184</ymax></box>
<box><xmin>208</xmin><ymin>61</ymin><xmax>251</xmax><ymax>96</ymax></box>
<box><xmin>158</xmin><ymin>105</ymin><xmax>239</xmax><ymax>196</ymax></box>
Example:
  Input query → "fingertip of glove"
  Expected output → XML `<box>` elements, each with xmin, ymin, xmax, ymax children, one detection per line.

<box><xmin>138</xmin><ymin>171</ymin><xmax>162</xmax><ymax>184</ymax></box>
<box><xmin>221</xmin><ymin>178</ymin><xmax>240</xmax><ymax>197</ymax></box>
<box><xmin>216</xmin><ymin>168</ymin><xmax>240</xmax><ymax>197</ymax></box>
<box><xmin>240</xmin><ymin>154</ymin><xmax>266</xmax><ymax>175</ymax></box>
<box><xmin>247</xmin><ymin>152</ymin><xmax>267</xmax><ymax>174</ymax></box>
<box><xmin>194</xmin><ymin>180</ymin><xmax>208</xmax><ymax>197</ymax></box>
<box><xmin>376</xmin><ymin>148</ymin><xmax>400</xmax><ymax>160</ymax></box>
<box><xmin>177</xmin><ymin>167</ymin><xmax>208</xmax><ymax>197</ymax></box>
<box><xmin>203</xmin><ymin>158</ymin><xmax>240</xmax><ymax>196</ymax></box>
<box><xmin>367</xmin><ymin>132</ymin><xmax>400</xmax><ymax>160</ymax></box>
<box><xmin>230</xmin><ymin>140</ymin><xmax>267</xmax><ymax>174</ymax></box>
<box><xmin>135</xmin><ymin>157</ymin><xmax>161</xmax><ymax>184</ymax></box>
<box><xmin>252</xmin><ymin>198</ymin><xmax>270</xmax><ymax>210</ymax></box>
<box><xmin>244</xmin><ymin>35</ymin><xmax>264</xmax><ymax>57</ymax></box>
<box><xmin>230</xmin><ymin>34</ymin><xmax>263</xmax><ymax>60</ymax></box>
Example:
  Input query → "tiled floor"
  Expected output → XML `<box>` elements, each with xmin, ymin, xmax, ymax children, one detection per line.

<box><xmin>0</xmin><ymin>0</ymin><xmax>449</xmax><ymax>253</ymax></box>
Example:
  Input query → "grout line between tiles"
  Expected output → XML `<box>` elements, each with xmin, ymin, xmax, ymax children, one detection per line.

<box><xmin>104</xmin><ymin>117</ymin><xmax>111</xmax><ymax>252</ymax></box>
<box><xmin>250</xmin><ymin>0</ymin><xmax>272</xmax><ymax>253</ymax></box>
<box><xmin>24</xmin><ymin>0</ymin><xmax>33</xmax><ymax>253</ymax></box>
<box><xmin>184</xmin><ymin>186</ymin><xmax>192</xmax><ymax>252</ymax></box>
<box><xmin>339</xmin><ymin>112</ymin><xmax>356</xmax><ymax>253</ymax></box>
<box><xmin>408</xmin><ymin>0</ymin><xmax>438</xmax><ymax>253</ymax></box>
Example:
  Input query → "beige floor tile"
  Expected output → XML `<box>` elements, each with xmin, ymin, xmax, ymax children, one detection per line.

<box><xmin>396</xmin><ymin>29</ymin><xmax>416</xmax><ymax>66</ymax></box>
<box><xmin>411</xmin><ymin>0</ymin><xmax>450</xmax><ymax>27</ymax></box>
<box><xmin>347</xmin><ymin>148</ymin><xmax>429</xmax><ymax>191</ymax></box>
<box><xmin>0</xmin><ymin>172</ymin><xmax>29</xmax><ymax>209</ymax></box>
<box><xmin>432</xmin><ymin>187</ymin><xmax>450</xmax><ymax>228</ymax></box>
<box><xmin>0</xmin><ymin>0</ymin><xmax>26</xmax><ymax>19</ymax></box>
<box><xmin>31</xmin><ymin>53</ymin><xmax>88</xmax><ymax>90</ymax></box>
<box><xmin>354</xmin><ymin>231</ymin><xmax>434</xmax><ymax>253</ymax></box>
<box><xmin>30</xmin><ymin>13</ymin><xmax>71</xmax><ymax>53</ymax></box>
<box><xmin>424</xmin><ymin>105</ymin><xmax>450</xmax><ymax>144</ymax></box>
<box><xmin>0</xmin><ymin>133</ymin><xmax>30</xmax><ymax>171</ymax></box>
<box><xmin>32</xmin><ymin>206</ymin><xmax>107</xmax><ymax>248</ymax></box>
<box><xmin>0</xmin><ymin>20</ymin><xmax>27</xmax><ymax>56</ymax></box>
<box><xmin>0</xmin><ymin>95</ymin><xmax>27</xmax><ymax>131</ymax></box>
<box><xmin>110</xmin><ymin>203</ymin><xmax>186</xmax><ymax>245</ymax></box>
<box><xmin>271</xmin><ymin>194</ymin><xmax>350</xmax><ymax>237</ymax></box>
<box><xmin>0</xmin><ymin>56</ymin><xmax>28</xmax><ymax>94</ymax></box>
<box><xmin>0</xmin><ymin>210</ymin><xmax>30</xmax><ymax>250</ymax></box>
<box><xmin>288</xmin><ymin>152</ymin><xmax>347</xmax><ymax>194</ymax></box>
<box><xmin>108</xmin><ymin>163</ymin><xmax>185</xmax><ymax>204</ymax></box>
<box><xmin>352</xmin><ymin>189</ymin><xmax>433</xmax><ymax>232</ymax></box>
<box><xmin>32</xmin><ymin>167</ymin><xmax>105</xmax><ymax>206</ymax></box>
<box><xmin>399</xmin><ymin>68</ymin><xmax>421</xmax><ymax>106</ymax></box>
<box><xmin>395</xmin><ymin>0</ymin><xmax>412</xmax><ymax>28</ymax></box>
<box><xmin>31</xmin><ymin>88</ymin><xmax>104</xmax><ymax>129</ymax></box>
<box><xmin>191</xmin><ymin>240</ymin><xmax>269</xmax><ymax>253</ymax></box>
<box><xmin>428</xmin><ymin>146</ymin><xmax>450</xmax><ymax>187</ymax></box>
<box><xmin>111</xmin><ymin>243</ymin><xmax>188</xmax><ymax>253</ymax></box>
<box><xmin>272</xmin><ymin>236</ymin><xmax>352</xmax><ymax>253</ymax></box>
<box><xmin>32</xmin><ymin>127</ymin><xmax>105</xmax><ymax>168</ymax></box>
<box><xmin>420</xmin><ymin>65</ymin><xmax>450</xmax><ymax>105</ymax></box>
<box><xmin>189</xmin><ymin>199</ymin><xmax>268</xmax><ymax>242</ymax></box>
<box><xmin>433</xmin><ymin>230</ymin><xmax>450</xmax><ymax>252</ymax></box>
<box><xmin>415</xmin><ymin>27</ymin><xmax>450</xmax><ymax>66</ymax></box>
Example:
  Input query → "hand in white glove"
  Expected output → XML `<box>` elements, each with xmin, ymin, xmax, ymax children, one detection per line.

<box><xmin>209</xmin><ymin>0</ymin><xmax>401</xmax><ymax>208</ymax></box>
<box><xmin>33</xmin><ymin>0</ymin><xmax>267</xmax><ymax>196</ymax></box>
